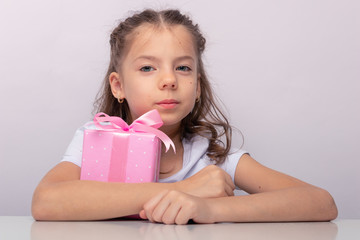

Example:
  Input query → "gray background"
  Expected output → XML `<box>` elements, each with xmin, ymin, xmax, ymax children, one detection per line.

<box><xmin>0</xmin><ymin>0</ymin><xmax>359</xmax><ymax>218</ymax></box>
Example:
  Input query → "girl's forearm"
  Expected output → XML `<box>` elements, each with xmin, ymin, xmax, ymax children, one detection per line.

<box><xmin>209</xmin><ymin>186</ymin><xmax>338</xmax><ymax>223</ymax></box>
<box><xmin>32</xmin><ymin>164</ymin><xmax>235</xmax><ymax>221</ymax></box>
<box><xmin>32</xmin><ymin>180</ymin><xmax>177</xmax><ymax>221</ymax></box>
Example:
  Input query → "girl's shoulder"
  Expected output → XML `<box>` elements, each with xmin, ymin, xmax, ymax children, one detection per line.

<box><xmin>60</xmin><ymin>121</ymin><xmax>103</xmax><ymax>167</ymax></box>
<box><xmin>183</xmin><ymin>134</ymin><xmax>248</xmax><ymax>157</ymax></box>
<box><xmin>183</xmin><ymin>135</ymin><xmax>249</xmax><ymax>166</ymax></box>
<box><xmin>75</xmin><ymin>120</ymin><xmax>112</xmax><ymax>133</ymax></box>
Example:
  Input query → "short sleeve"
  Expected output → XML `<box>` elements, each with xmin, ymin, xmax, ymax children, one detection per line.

<box><xmin>61</xmin><ymin>122</ymin><xmax>95</xmax><ymax>167</ymax></box>
<box><xmin>217</xmin><ymin>149</ymin><xmax>249</xmax><ymax>183</ymax></box>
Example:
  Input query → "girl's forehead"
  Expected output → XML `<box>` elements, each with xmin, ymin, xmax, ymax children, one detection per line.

<box><xmin>125</xmin><ymin>24</ymin><xmax>197</xmax><ymax>59</ymax></box>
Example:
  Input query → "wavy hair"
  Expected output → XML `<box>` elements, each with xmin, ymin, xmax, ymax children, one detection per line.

<box><xmin>94</xmin><ymin>9</ymin><xmax>232</xmax><ymax>164</ymax></box>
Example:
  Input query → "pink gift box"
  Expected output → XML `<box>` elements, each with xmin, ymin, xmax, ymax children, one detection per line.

<box><xmin>79</xmin><ymin>110</ymin><xmax>175</xmax><ymax>183</ymax></box>
<box><xmin>80</xmin><ymin>130</ymin><xmax>161</xmax><ymax>183</ymax></box>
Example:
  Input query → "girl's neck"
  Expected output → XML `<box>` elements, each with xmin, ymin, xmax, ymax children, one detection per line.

<box><xmin>161</xmin><ymin>128</ymin><xmax>182</xmax><ymax>156</ymax></box>
<box><xmin>159</xmin><ymin>124</ymin><xmax>184</xmax><ymax>178</ymax></box>
<box><xmin>160</xmin><ymin>123</ymin><xmax>182</xmax><ymax>148</ymax></box>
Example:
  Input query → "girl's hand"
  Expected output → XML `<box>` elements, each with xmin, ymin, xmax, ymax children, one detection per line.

<box><xmin>139</xmin><ymin>190</ymin><xmax>215</xmax><ymax>225</ymax></box>
<box><xmin>176</xmin><ymin>165</ymin><xmax>235</xmax><ymax>198</ymax></box>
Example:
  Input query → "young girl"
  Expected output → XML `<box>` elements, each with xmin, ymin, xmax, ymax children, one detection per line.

<box><xmin>32</xmin><ymin>9</ymin><xmax>337</xmax><ymax>224</ymax></box>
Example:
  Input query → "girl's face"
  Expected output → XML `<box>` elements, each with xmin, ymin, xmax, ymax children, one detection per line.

<box><xmin>110</xmin><ymin>24</ymin><xmax>201</xmax><ymax>130</ymax></box>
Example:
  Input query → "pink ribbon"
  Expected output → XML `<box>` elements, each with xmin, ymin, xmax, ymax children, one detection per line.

<box><xmin>93</xmin><ymin>110</ymin><xmax>175</xmax><ymax>153</ymax></box>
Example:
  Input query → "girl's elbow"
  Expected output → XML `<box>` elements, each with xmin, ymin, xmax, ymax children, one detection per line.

<box><xmin>31</xmin><ymin>186</ymin><xmax>58</xmax><ymax>221</ymax></box>
<box><xmin>32</xmin><ymin>202</ymin><xmax>46</xmax><ymax>221</ymax></box>
<box><xmin>32</xmin><ymin>194</ymin><xmax>46</xmax><ymax>220</ymax></box>
<box><xmin>327</xmin><ymin>195</ymin><xmax>338</xmax><ymax>221</ymax></box>
<box><xmin>317</xmin><ymin>188</ymin><xmax>338</xmax><ymax>221</ymax></box>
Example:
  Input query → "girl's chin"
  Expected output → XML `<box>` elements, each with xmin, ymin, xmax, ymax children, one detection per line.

<box><xmin>132</xmin><ymin>109</ymin><xmax>188</xmax><ymax>131</ymax></box>
<box><xmin>157</xmin><ymin>112</ymin><xmax>185</xmax><ymax>124</ymax></box>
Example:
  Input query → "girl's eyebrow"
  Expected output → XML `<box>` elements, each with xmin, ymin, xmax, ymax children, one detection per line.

<box><xmin>175</xmin><ymin>56</ymin><xmax>195</xmax><ymax>63</ymax></box>
<box><xmin>133</xmin><ymin>55</ymin><xmax>158</xmax><ymax>62</ymax></box>
<box><xmin>133</xmin><ymin>55</ymin><xmax>195</xmax><ymax>63</ymax></box>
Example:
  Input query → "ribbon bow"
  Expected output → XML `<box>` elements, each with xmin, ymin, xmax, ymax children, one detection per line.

<box><xmin>93</xmin><ymin>110</ymin><xmax>175</xmax><ymax>153</ymax></box>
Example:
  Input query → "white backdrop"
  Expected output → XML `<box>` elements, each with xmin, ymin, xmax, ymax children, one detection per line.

<box><xmin>0</xmin><ymin>0</ymin><xmax>359</xmax><ymax>218</ymax></box>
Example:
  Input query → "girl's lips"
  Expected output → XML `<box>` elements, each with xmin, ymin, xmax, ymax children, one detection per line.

<box><xmin>156</xmin><ymin>99</ymin><xmax>179</xmax><ymax>109</ymax></box>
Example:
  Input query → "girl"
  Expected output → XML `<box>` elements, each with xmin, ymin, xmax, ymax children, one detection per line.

<box><xmin>32</xmin><ymin>9</ymin><xmax>337</xmax><ymax>224</ymax></box>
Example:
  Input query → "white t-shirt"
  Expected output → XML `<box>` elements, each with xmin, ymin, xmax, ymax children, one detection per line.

<box><xmin>61</xmin><ymin>122</ymin><xmax>248</xmax><ymax>183</ymax></box>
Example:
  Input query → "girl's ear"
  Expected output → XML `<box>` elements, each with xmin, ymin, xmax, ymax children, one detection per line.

<box><xmin>109</xmin><ymin>72</ymin><xmax>125</xmax><ymax>99</ymax></box>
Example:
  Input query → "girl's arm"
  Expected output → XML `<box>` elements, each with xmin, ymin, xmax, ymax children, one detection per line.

<box><xmin>209</xmin><ymin>154</ymin><xmax>338</xmax><ymax>222</ymax></box>
<box><xmin>32</xmin><ymin>162</ymin><xmax>234</xmax><ymax>220</ymax></box>
<box><xmin>140</xmin><ymin>154</ymin><xmax>338</xmax><ymax>224</ymax></box>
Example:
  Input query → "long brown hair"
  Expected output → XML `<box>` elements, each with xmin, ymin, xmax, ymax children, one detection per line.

<box><xmin>94</xmin><ymin>9</ymin><xmax>232</xmax><ymax>164</ymax></box>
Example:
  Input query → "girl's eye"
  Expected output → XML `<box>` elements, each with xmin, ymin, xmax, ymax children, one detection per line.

<box><xmin>140</xmin><ymin>66</ymin><xmax>155</xmax><ymax>72</ymax></box>
<box><xmin>176</xmin><ymin>66</ymin><xmax>192</xmax><ymax>72</ymax></box>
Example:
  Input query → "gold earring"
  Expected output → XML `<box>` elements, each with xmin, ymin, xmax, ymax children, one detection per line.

<box><xmin>196</xmin><ymin>97</ymin><xmax>200</xmax><ymax>103</ymax></box>
<box><xmin>118</xmin><ymin>98</ymin><xmax>124</xmax><ymax>103</ymax></box>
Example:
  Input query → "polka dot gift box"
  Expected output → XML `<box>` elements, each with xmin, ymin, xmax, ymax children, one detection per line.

<box><xmin>80</xmin><ymin>110</ymin><xmax>175</xmax><ymax>183</ymax></box>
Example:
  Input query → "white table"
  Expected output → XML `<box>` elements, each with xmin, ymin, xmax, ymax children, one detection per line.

<box><xmin>1</xmin><ymin>216</ymin><xmax>359</xmax><ymax>240</ymax></box>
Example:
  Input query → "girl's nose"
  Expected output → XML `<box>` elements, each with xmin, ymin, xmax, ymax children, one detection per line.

<box><xmin>159</xmin><ymin>71</ymin><xmax>178</xmax><ymax>90</ymax></box>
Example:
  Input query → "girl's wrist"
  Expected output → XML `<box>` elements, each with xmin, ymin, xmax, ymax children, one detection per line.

<box><xmin>172</xmin><ymin>180</ymin><xmax>187</xmax><ymax>194</ymax></box>
<box><xmin>172</xmin><ymin>179</ymin><xmax>194</xmax><ymax>195</ymax></box>
<box><xmin>206</xmin><ymin>197</ymin><xmax>232</xmax><ymax>223</ymax></box>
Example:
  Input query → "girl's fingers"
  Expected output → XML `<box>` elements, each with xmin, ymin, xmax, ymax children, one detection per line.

<box><xmin>174</xmin><ymin>203</ymin><xmax>196</xmax><ymax>225</ymax></box>
<box><xmin>161</xmin><ymin>202</ymin><xmax>182</xmax><ymax>224</ymax></box>
<box><xmin>225</xmin><ymin>173</ymin><xmax>236</xmax><ymax>190</ymax></box>
<box><xmin>142</xmin><ymin>190</ymin><xmax>169</xmax><ymax>222</ymax></box>
<box><xmin>139</xmin><ymin>209</ymin><xmax>147</xmax><ymax>219</ymax></box>
<box><xmin>143</xmin><ymin>190</ymin><xmax>193</xmax><ymax>224</ymax></box>
<box><xmin>225</xmin><ymin>183</ymin><xmax>235</xmax><ymax>196</ymax></box>
<box><xmin>143</xmin><ymin>191</ymin><xmax>206</xmax><ymax>225</ymax></box>
<box><xmin>151</xmin><ymin>197</ymin><xmax>173</xmax><ymax>223</ymax></box>
<box><xmin>160</xmin><ymin>191</ymin><xmax>193</xmax><ymax>225</ymax></box>
<box><xmin>224</xmin><ymin>173</ymin><xmax>235</xmax><ymax>195</ymax></box>
<box><xmin>175</xmin><ymin>209</ymin><xmax>192</xmax><ymax>225</ymax></box>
